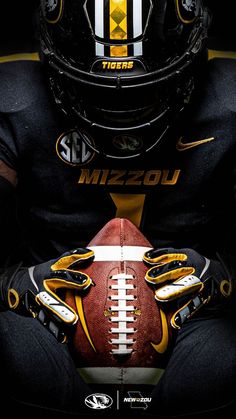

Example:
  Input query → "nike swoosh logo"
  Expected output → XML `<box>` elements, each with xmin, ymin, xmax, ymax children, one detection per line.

<box><xmin>151</xmin><ymin>308</ymin><xmax>169</xmax><ymax>354</ymax></box>
<box><xmin>75</xmin><ymin>294</ymin><xmax>97</xmax><ymax>352</ymax></box>
<box><xmin>176</xmin><ymin>136</ymin><xmax>215</xmax><ymax>151</ymax></box>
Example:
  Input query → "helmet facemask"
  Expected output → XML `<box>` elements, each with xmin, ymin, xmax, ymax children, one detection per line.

<box><xmin>40</xmin><ymin>0</ymin><xmax>210</xmax><ymax>158</ymax></box>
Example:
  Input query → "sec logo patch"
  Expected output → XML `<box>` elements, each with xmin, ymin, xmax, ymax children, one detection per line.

<box><xmin>56</xmin><ymin>130</ymin><xmax>95</xmax><ymax>166</ymax></box>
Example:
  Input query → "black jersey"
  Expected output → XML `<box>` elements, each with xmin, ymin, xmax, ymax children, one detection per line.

<box><xmin>0</xmin><ymin>56</ymin><xmax>236</xmax><ymax>265</ymax></box>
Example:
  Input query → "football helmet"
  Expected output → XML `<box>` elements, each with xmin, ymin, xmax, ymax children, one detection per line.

<box><xmin>40</xmin><ymin>0</ymin><xmax>210</xmax><ymax>159</ymax></box>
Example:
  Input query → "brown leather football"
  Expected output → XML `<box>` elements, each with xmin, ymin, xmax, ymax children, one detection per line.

<box><xmin>66</xmin><ymin>218</ymin><xmax>172</xmax><ymax>387</ymax></box>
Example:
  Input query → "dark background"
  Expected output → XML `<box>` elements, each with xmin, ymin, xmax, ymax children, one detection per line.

<box><xmin>0</xmin><ymin>1</ymin><xmax>235</xmax><ymax>53</ymax></box>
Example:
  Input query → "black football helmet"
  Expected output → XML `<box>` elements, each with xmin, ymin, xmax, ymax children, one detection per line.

<box><xmin>40</xmin><ymin>0</ymin><xmax>210</xmax><ymax>159</ymax></box>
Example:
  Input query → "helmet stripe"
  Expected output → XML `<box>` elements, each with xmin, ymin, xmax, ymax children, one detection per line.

<box><xmin>109</xmin><ymin>0</ymin><xmax>128</xmax><ymax>40</ymax></box>
<box><xmin>133</xmin><ymin>0</ymin><xmax>142</xmax><ymax>38</ymax></box>
<box><xmin>133</xmin><ymin>41</ymin><xmax>143</xmax><ymax>56</ymax></box>
<box><xmin>95</xmin><ymin>0</ymin><xmax>104</xmax><ymax>38</ymax></box>
<box><xmin>95</xmin><ymin>0</ymin><xmax>105</xmax><ymax>56</ymax></box>
<box><xmin>94</xmin><ymin>0</ymin><xmax>143</xmax><ymax>57</ymax></box>
<box><xmin>109</xmin><ymin>0</ymin><xmax>128</xmax><ymax>57</ymax></box>
<box><xmin>133</xmin><ymin>0</ymin><xmax>143</xmax><ymax>56</ymax></box>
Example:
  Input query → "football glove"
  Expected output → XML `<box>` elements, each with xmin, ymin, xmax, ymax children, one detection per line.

<box><xmin>143</xmin><ymin>248</ymin><xmax>233</xmax><ymax>329</ymax></box>
<box><xmin>0</xmin><ymin>248</ymin><xmax>94</xmax><ymax>342</ymax></box>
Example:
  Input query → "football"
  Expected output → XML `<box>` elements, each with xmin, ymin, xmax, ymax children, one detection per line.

<box><xmin>66</xmin><ymin>218</ymin><xmax>172</xmax><ymax>387</ymax></box>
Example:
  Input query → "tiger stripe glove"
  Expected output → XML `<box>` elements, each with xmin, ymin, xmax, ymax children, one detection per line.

<box><xmin>0</xmin><ymin>248</ymin><xmax>94</xmax><ymax>342</ymax></box>
<box><xmin>143</xmin><ymin>248</ymin><xmax>233</xmax><ymax>329</ymax></box>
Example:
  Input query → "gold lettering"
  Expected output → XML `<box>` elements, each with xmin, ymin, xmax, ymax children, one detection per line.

<box><xmin>126</xmin><ymin>171</ymin><xmax>144</xmax><ymax>186</ymax></box>
<box><xmin>100</xmin><ymin>61</ymin><xmax>134</xmax><ymax>70</ymax></box>
<box><xmin>143</xmin><ymin>170</ymin><xmax>161</xmax><ymax>186</ymax></box>
<box><xmin>77</xmin><ymin>169</ymin><xmax>181</xmax><ymax>185</ymax></box>
<box><xmin>78</xmin><ymin>169</ymin><xmax>100</xmax><ymax>184</ymax></box>
<box><xmin>100</xmin><ymin>169</ymin><xmax>109</xmax><ymax>185</ymax></box>
<box><xmin>161</xmin><ymin>170</ymin><xmax>180</xmax><ymax>185</ymax></box>
<box><xmin>108</xmin><ymin>170</ymin><xmax>126</xmax><ymax>185</ymax></box>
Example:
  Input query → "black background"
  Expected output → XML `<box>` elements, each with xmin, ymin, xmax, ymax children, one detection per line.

<box><xmin>0</xmin><ymin>1</ymin><xmax>235</xmax><ymax>52</ymax></box>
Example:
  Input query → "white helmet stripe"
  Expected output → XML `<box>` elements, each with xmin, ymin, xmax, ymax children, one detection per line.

<box><xmin>133</xmin><ymin>41</ymin><xmax>143</xmax><ymax>56</ymax></box>
<box><xmin>133</xmin><ymin>0</ymin><xmax>143</xmax><ymax>55</ymax></box>
<box><xmin>133</xmin><ymin>0</ymin><xmax>142</xmax><ymax>37</ymax></box>
<box><xmin>95</xmin><ymin>0</ymin><xmax>104</xmax><ymax>38</ymax></box>
<box><xmin>95</xmin><ymin>42</ymin><xmax>104</xmax><ymax>56</ymax></box>
<box><xmin>95</xmin><ymin>0</ymin><xmax>105</xmax><ymax>56</ymax></box>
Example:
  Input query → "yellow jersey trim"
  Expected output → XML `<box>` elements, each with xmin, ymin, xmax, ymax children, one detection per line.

<box><xmin>0</xmin><ymin>52</ymin><xmax>40</xmax><ymax>64</ymax></box>
<box><xmin>1</xmin><ymin>49</ymin><xmax>235</xmax><ymax>64</ymax></box>
<box><xmin>208</xmin><ymin>49</ymin><xmax>236</xmax><ymax>60</ymax></box>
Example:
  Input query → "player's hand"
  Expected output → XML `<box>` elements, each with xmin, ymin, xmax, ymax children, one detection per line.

<box><xmin>143</xmin><ymin>248</ymin><xmax>233</xmax><ymax>329</ymax></box>
<box><xmin>0</xmin><ymin>248</ymin><xmax>94</xmax><ymax>341</ymax></box>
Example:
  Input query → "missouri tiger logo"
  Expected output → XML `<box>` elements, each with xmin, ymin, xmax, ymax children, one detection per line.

<box><xmin>176</xmin><ymin>0</ymin><xmax>198</xmax><ymax>23</ymax></box>
<box><xmin>43</xmin><ymin>0</ymin><xmax>64</xmax><ymax>24</ymax></box>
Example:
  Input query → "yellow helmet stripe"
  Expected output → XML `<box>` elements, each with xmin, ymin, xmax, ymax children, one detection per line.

<box><xmin>109</xmin><ymin>0</ymin><xmax>127</xmax><ymax>40</ymax></box>
<box><xmin>110</xmin><ymin>0</ymin><xmax>128</xmax><ymax>57</ymax></box>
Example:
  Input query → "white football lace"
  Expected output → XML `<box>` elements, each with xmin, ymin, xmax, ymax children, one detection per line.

<box><xmin>108</xmin><ymin>273</ymin><xmax>137</xmax><ymax>356</ymax></box>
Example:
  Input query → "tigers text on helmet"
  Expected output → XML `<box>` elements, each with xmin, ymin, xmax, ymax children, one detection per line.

<box><xmin>40</xmin><ymin>0</ymin><xmax>210</xmax><ymax>159</ymax></box>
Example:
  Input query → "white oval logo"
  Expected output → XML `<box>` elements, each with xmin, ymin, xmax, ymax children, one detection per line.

<box><xmin>85</xmin><ymin>393</ymin><xmax>113</xmax><ymax>410</ymax></box>
<box><xmin>56</xmin><ymin>129</ymin><xmax>95</xmax><ymax>166</ymax></box>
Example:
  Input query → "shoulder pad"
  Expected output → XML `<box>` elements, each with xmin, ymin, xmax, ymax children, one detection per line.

<box><xmin>0</xmin><ymin>54</ymin><xmax>44</xmax><ymax>113</ymax></box>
